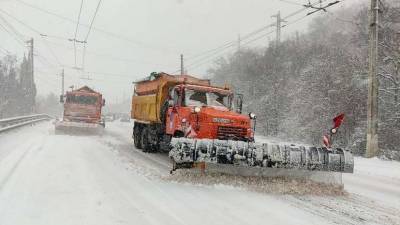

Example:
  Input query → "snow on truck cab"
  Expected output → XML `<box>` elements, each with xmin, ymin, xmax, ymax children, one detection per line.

<box><xmin>55</xmin><ymin>86</ymin><xmax>105</xmax><ymax>133</ymax></box>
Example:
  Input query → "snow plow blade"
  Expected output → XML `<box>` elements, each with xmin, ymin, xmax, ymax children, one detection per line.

<box><xmin>169</xmin><ymin>138</ymin><xmax>354</xmax><ymax>175</ymax></box>
<box><xmin>54</xmin><ymin>120</ymin><xmax>104</xmax><ymax>135</ymax></box>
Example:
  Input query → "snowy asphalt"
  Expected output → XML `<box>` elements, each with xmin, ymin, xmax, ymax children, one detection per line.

<box><xmin>0</xmin><ymin>121</ymin><xmax>399</xmax><ymax>225</ymax></box>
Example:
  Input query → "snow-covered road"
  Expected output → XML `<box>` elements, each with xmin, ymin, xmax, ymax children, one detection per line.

<box><xmin>0</xmin><ymin>121</ymin><xmax>399</xmax><ymax>225</ymax></box>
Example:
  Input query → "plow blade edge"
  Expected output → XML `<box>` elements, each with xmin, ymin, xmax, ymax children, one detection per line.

<box><xmin>169</xmin><ymin>138</ymin><xmax>354</xmax><ymax>174</ymax></box>
<box><xmin>54</xmin><ymin>120</ymin><xmax>104</xmax><ymax>135</ymax></box>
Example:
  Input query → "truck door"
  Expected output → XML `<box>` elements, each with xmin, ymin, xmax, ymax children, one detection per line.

<box><xmin>166</xmin><ymin>88</ymin><xmax>181</xmax><ymax>135</ymax></box>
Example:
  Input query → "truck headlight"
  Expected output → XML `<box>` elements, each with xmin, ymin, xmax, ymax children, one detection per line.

<box><xmin>181</xmin><ymin>118</ymin><xmax>188</xmax><ymax>127</ymax></box>
<box><xmin>249</xmin><ymin>112</ymin><xmax>256</xmax><ymax>119</ymax></box>
<box><xmin>194</xmin><ymin>106</ymin><xmax>201</xmax><ymax>113</ymax></box>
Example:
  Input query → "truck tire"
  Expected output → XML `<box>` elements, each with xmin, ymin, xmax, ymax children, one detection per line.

<box><xmin>159</xmin><ymin>135</ymin><xmax>172</xmax><ymax>152</ymax></box>
<box><xmin>141</xmin><ymin>127</ymin><xmax>151</xmax><ymax>152</ymax></box>
<box><xmin>134</xmin><ymin>125</ymin><xmax>142</xmax><ymax>149</ymax></box>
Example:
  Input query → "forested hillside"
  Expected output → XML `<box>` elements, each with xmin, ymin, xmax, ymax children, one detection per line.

<box><xmin>210</xmin><ymin>1</ymin><xmax>400</xmax><ymax>157</ymax></box>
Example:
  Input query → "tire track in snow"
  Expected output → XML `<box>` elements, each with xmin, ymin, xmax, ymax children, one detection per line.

<box><xmin>100</xmin><ymin>128</ymin><xmax>172</xmax><ymax>175</ymax></box>
<box><xmin>94</xmin><ymin>130</ymin><xmax>295</xmax><ymax>225</ymax></box>
<box><xmin>0</xmin><ymin>134</ymin><xmax>44</xmax><ymax>192</ymax></box>
<box><xmin>90</xmin><ymin>122</ymin><xmax>400</xmax><ymax>225</ymax></box>
<box><xmin>284</xmin><ymin>195</ymin><xmax>400</xmax><ymax>225</ymax></box>
<box><xmin>80</xmin><ymin>144</ymin><xmax>189</xmax><ymax>225</ymax></box>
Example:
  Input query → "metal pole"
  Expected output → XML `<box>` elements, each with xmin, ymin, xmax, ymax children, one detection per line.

<box><xmin>180</xmin><ymin>54</ymin><xmax>184</xmax><ymax>75</ymax></box>
<box><xmin>238</xmin><ymin>34</ymin><xmax>241</xmax><ymax>52</ymax></box>
<box><xmin>277</xmin><ymin>11</ymin><xmax>281</xmax><ymax>44</ymax></box>
<box><xmin>28</xmin><ymin>38</ymin><xmax>35</xmax><ymax>112</ymax></box>
<box><xmin>61</xmin><ymin>69</ymin><xmax>65</xmax><ymax>96</ymax></box>
<box><xmin>366</xmin><ymin>0</ymin><xmax>379</xmax><ymax>158</ymax></box>
<box><xmin>29</xmin><ymin>38</ymin><xmax>34</xmax><ymax>82</ymax></box>
<box><xmin>272</xmin><ymin>11</ymin><xmax>284</xmax><ymax>47</ymax></box>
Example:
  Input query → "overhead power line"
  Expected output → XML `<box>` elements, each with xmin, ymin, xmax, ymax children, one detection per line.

<box><xmin>73</xmin><ymin>0</ymin><xmax>84</xmax><ymax>69</ymax></box>
<box><xmin>0</xmin><ymin>9</ymin><xmax>64</xmax><ymax>67</ymax></box>
<box><xmin>43</xmin><ymin>38</ymin><xmax>174</xmax><ymax>67</ymax></box>
<box><xmin>0</xmin><ymin>8</ymin><xmax>76</xmax><ymax>44</ymax></box>
<box><xmin>0</xmin><ymin>23</ymin><xmax>26</xmax><ymax>47</ymax></box>
<box><xmin>279</xmin><ymin>0</ymin><xmax>306</xmax><ymax>6</ymax></box>
<box><xmin>0</xmin><ymin>14</ymin><xmax>26</xmax><ymax>41</ymax></box>
<box><xmin>185</xmin><ymin>29</ymin><xmax>276</xmax><ymax>72</ymax></box>
<box><xmin>186</xmin><ymin>24</ymin><xmax>275</xmax><ymax>61</ymax></box>
<box><xmin>0</xmin><ymin>8</ymin><xmax>173</xmax><ymax>70</ymax></box>
<box><xmin>0</xmin><ymin>8</ymin><xmax>76</xmax><ymax>43</ymax></box>
<box><xmin>82</xmin><ymin>0</ymin><xmax>103</xmax><ymax>72</ymax></box>
<box><xmin>184</xmin><ymin>0</ymin><xmax>329</xmax><ymax>67</ymax></box>
<box><xmin>186</xmin><ymin>29</ymin><xmax>275</xmax><ymax>71</ymax></box>
<box><xmin>184</xmin><ymin>0</ymin><xmax>340</xmax><ymax>72</ymax></box>
<box><xmin>0</xmin><ymin>9</ymin><xmax>43</xmax><ymax>34</ymax></box>
<box><xmin>41</xmin><ymin>38</ymin><xmax>62</xmax><ymax>66</ymax></box>
<box><xmin>0</xmin><ymin>14</ymin><xmax>28</xmax><ymax>47</ymax></box>
<box><xmin>84</xmin><ymin>0</ymin><xmax>102</xmax><ymax>42</ymax></box>
<box><xmin>13</xmin><ymin>0</ymin><xmax>179</xmax><ymax>55</ymax></box>
<box><xmin>304</xmin><ymin>0</ymin><xmax>341</xmax><ymax>16</ymax></box>
<box><xmin>0</xmin><ymin>46</ymin><xmax>11</xmax><ymax>55</ymax></box>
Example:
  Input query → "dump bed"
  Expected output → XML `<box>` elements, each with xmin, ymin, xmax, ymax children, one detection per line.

<box><xmin>131</xmin><ymin>94</ymin><xmax>159</xmax><ymax>123</ymax></box>
<box><xmin>134</xmin><ymin>72</ymin><xmax>210</xmax><ymax>96</ymax></box>
<box><xmin>131</xmin><ymin>72</ymin><xmax>210</xmax><ymax>124</ymax></box>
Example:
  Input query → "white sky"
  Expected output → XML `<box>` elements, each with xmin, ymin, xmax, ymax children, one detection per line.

<box><xmin>0</xmin><ymin>0</ymin><xmax>365</xmax><ymax>103</ymax></box>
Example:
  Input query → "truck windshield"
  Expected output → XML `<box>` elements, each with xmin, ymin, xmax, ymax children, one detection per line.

<box><xmin>66</xmin><ymin>95</ymin><xmax>98</xmax><ymax>105</ymax></box>
<box><xmin>185</xmin><ymin>89</ymin><xmax>231</xmax><ymax>108</ymax></box>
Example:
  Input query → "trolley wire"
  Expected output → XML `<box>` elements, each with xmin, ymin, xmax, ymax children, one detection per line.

<box><xmin>82</xmin><ymin>0</ymin><xmax>103</xmax><ymax>72</ymax></box>
<box><xmin>184</xmin><ymin>0</ymin><xmax>336</xmax><ymax>72</ymax></box>
<box><xmin>73</xmin><ymin>0</ymin><xmax>84</xmax><ymax>69</ymax></box>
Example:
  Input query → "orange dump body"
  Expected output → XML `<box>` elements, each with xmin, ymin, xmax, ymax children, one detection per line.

<box><xmin>134</xmin><ymin>72</ymin><xmax>210</xmax><ymax>96</ymax></box>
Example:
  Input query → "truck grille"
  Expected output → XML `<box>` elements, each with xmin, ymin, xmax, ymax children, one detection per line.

<box><xmin>217</xmin><ymin>126</ymin><xmax>247</xmax><ymax>140</ymax></box>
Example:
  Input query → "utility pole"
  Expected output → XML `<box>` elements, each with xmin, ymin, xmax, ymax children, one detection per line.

<box><xmin>271</xmin><ymin>11</ymin><xmax>285</xmax><ymax>45</ymax></box>
<box><xmin>237</xmin><ymin>34</ymin><xmax>241</xmax><ymax>52</ymax></box>
<box><xmin>28</xmin><ymin>38</ymin><xmax>34</xmax><ymax>79</ymax></box>
<box><xmin>366</xmin><ymin>0</ymin><xmax>379</xmax><ymax>158</ymax></box>
<box><xmin>27</xmin><ymin>38</ymin><xmax>35</xmax><ymax>112</ymax></box>
<box><xmin>276</xmin><ymin>11</ymin><xmax>281</xmax><ymax>44</ymax></box>
<box><xmin>122</xmin><ymin>91</ymin><xmax>126</xmax><ymax>104</ymax></box>
<box><xmin>180</xmin><ymin>54</ymin><xmax>184</xmax><ymax>75</ymax></box>
<box><xmin>61</xmin><ymin>69</ymin><xmax>65</xmax><ymax>96</ymax></box>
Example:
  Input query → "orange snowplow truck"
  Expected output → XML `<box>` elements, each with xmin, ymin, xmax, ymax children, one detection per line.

<box><xmin>131</xmin><ymin>72</ymin><xmax>354</xmax><ymax>174</ymax></box>
<box><xmin>55</xmin><ymin>86</ymin><xmax>105</xmax><ymax>133</ymax></box>
<box><xmin>131</xmin><ymin>72</ymin><xmax>253</xmax><ymax>151</ymax></box>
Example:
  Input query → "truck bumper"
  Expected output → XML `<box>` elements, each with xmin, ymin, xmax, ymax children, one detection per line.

<box><xmin>55</xmin><ymin>120</ymin><xmax>104</xmax><ymax>134</ymax></box>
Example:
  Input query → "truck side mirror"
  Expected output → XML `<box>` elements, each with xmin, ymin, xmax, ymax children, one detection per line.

<box><xmin>235</xmin><ymin>94</ymin><xmax>243</xmax><ymax>114</ymax></box>
<box><xmin>102</xmin><ymin>99</ymin><xmax>106</xmax><ymax>106</ymax></box>
<box><xmin>59</xmin><ymin>95</ymin><xmax>64</xmax><ymax>103</ymax></box>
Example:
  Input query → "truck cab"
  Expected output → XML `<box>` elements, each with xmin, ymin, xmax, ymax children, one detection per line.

<box><xmin>131</xmin><ymin>72</ymin><xmax>256</xmax><ymax>152</ymax></box>
<box><xmin>55</xmin><ymin>86</ymin><xmax>105</xmax><ymax>133</ymax></box>
<box><xmin>165</xmin><ymin>84</ymin><xmax>254</xmax><ymax>141</ymax></box>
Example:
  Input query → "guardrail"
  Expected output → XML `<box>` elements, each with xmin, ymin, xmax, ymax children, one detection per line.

<box><xmin>0</xmin><ymin>114</ymin><xmax>52</xmax><ymax>133</ymax></box>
